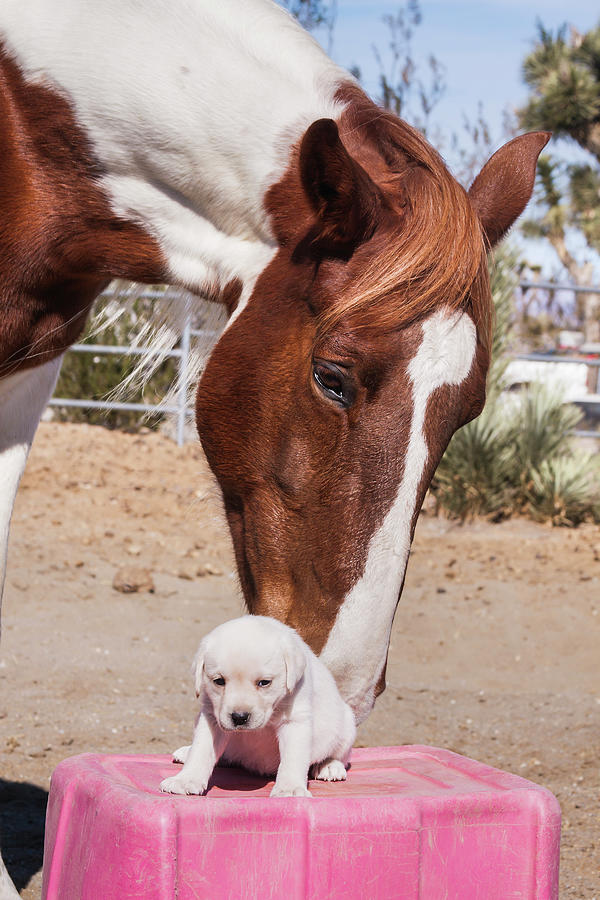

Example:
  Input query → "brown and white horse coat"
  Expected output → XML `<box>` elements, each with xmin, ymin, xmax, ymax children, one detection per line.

<box><xmin>0</xmin><ymin>2</ymin><xmax>547</xmax><ymax>893</ymax></box>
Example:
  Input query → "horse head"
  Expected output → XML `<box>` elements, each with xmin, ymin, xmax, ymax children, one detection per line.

<box><xmin>197</xmin><ymin>90</ymin><xmax>547</xmax><ymax>722</ymax></box>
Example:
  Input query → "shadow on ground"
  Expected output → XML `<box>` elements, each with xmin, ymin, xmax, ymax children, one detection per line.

<box><xmin>0</xmin><ymin>779</ymin><xmax>48</xmax><ymax>892</ymax></box>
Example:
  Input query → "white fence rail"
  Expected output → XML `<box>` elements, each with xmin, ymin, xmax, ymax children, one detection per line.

<box><xmin>509</xmin><ymin>354</ymin><xmax>600</xmax><ymax>440</ymax></box>
<box><xmin>49</xmin><ymin>320</ymin><xmax>197</xmax><ymax>447</ymax></box>
<box><xmin>49</xmin><ymin>283</ymin><xmax>600</xmax><ymax>445</ymax></box>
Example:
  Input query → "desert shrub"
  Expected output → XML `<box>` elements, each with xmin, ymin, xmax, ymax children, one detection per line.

<box><xmin>432</xmin><ymin>402</ymin><xmax>517</xmax><ymax>520</ymax></box>
<box><xmin>435</xmin><ymin>378</ymin><xmax>600</xmax><ymax>525</ymax></box>
<box><xmin>432</xmin><ymin>247</ymin><xmax>600</xmax><ymax>525</ymax></box>
<box><xmin>525</xmin><ymin>453</ymin><xmax>600</xmax><ymax>526</ymax></box>
<box><xmin>512</xmin><ymin>384</ymin><xmax>581</xmax><ymax>475</ymax></box>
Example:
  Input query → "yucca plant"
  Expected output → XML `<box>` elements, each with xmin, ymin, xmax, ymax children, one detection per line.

<box><xmin>486</xmin><ymin>244</ymin><xmax>520</xmax><ymax>396</ymax></box>
<box><xmin>433</xmin><ymin>402</ymin><xmax>517</xmax><ymax>520</ymax></box>
<box><xmin>512</xmin><ymin>383</ymin><xmax>582</xmax><ymax>479</ymax></box>
<box><xmin>526</xmin><ymin>453</ymin><xmax>600</xmax><ymax>525</ymax></box>
<box><xmin>434</xmin><ymin>382</ymin><xmax>599</xmax><ymax>524</ymax></box>
<box><xmin>432</xmin><ymin>246</ymin><xmax>600</xmax><ymax>525</ymax></box>
<box><xmin>433</xmin><ymin>245</ymin><xmax>519</xmax><ymax>520</ymax></box>
<box><xmin>512</xmin><ymin>384</ymin><xmax>600</xmax><ymax>524</ymax></box>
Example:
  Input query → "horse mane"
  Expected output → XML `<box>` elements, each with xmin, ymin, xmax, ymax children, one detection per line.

<box><xmin>94</xmin><ymin>103</ymin><xmax>493</xmax><ymax>417</ymax></box>
<box><xmin>320</xmin><ymin>100</ymin><xmax>492</xmax><ymax>353</ymax></box>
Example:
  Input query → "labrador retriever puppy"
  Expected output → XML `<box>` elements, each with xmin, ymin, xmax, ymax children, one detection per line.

<box><xmin>160</xmin><ymin>615</ymin><xmax>356</xmax><ymax>797</ymax></box>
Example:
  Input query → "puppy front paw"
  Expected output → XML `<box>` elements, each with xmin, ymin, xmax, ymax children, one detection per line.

<box><xmin>171</xmin><ymin>745</ymin><xmax>191</xmax><ymax>764</ymax></box>
<box><xmin>160</xmin><ymin>774</ymin><xmax>207</xmax><ymax>795</ymax></box>
<box><xmin>313</xmin><ymin>759</ymin><xmax>347</xmax><ymax>782</ymax></box>
<box><xmin>270</xmin><ymin>784</ymin><xmax>312</xmax><ymax>798</ymax></box>
<box><xmin>172</xmin><ymin>744</ymin><xmax>192</xmax><ymax>763</ymax></box>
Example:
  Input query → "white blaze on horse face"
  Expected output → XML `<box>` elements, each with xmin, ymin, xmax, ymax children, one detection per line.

<box><xmin>0</xmin><ymin>0</ymin><xmax>348</xmax><ymax>308</ymax></box>
<box><xmin>320</xmin><ymin>309</ymin><xmax>477</xmax><ymax>723</ymax></box>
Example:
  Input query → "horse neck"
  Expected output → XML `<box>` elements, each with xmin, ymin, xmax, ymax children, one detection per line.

<box><xmin>0</xmin><ymin>0</ymin><xmax>349</xmax><ymax>299</ymax></box>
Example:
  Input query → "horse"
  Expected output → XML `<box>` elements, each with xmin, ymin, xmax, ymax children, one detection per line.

<box><xmin>0</xmin><ymin>0</ymin><xmax>547</xmax><ymax>894</ymax></box>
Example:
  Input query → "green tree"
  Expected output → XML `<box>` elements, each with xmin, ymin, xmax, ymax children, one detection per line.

<box><xmin>520</xmin><ymin>23</ymin><xmax>600</xmax><ymax>161</ymax></box>
<box><xmin>519</xmin><ymin>22</ymin><xmax>600</xmax><ymax>341</ymax></box>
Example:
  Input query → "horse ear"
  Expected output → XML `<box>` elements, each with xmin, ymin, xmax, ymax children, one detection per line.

<box><xmin>299</xmin><ymin>118</ymin><xmax>380</xmax><ymax>259</ymax></box>
<box><xmin>468</xmin><ymin>131</ymin><xmax>551</xmax><ymax>249</ymax></box>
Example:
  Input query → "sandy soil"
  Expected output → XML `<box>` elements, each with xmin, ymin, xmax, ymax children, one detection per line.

<box><xmin>1</xmin><ymin>422</ymin><xmax>598</xmax><ymax>898</ymax></box>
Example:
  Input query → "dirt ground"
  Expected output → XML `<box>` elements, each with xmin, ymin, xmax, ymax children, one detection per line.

<box><xmin>1</xmin><ymin>422</ymin><xmax>598</xmax><ymax>898</ymax></box>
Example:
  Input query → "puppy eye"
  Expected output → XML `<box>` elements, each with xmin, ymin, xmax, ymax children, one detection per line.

<box><xmin>213</xmin><ymin>676</ymin><xmax>226</xmax><ymax>686</ymax></box>
<box><xmin>257</xmin><ymin>679</ymin><xmax>271</xmax><ymax>688</ymax></box>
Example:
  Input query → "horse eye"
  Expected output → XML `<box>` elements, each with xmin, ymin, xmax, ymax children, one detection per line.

<box><xmin>312</xmin><ymin>361</ymin><xmax>354</xmax><ymax>408</ymax></box>
<box><xmin>257</xmin><ymin>679</ymin><xmax>272</xmax><ymax>688</ymax></box>
<box><xmin>213</xmin><ymin>676</ymin><xmax>226</xmax><ymax>686</ymax></box>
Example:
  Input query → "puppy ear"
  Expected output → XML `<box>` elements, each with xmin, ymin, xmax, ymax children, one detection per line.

<box><xmin>283</xmin><ymin>632</ymin><xmax>307</xmax><ymax>693</ymax></box>
<box><xmin>192</xmin><ymin>638</ymin><xmax>208</xmax><ymax>698</ymax></box>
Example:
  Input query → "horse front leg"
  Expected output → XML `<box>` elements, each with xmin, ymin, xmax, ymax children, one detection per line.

<box><xmin>0</xmin><ymin>357</ymin><xmax>62</xmax><ymax>899</ymax></box>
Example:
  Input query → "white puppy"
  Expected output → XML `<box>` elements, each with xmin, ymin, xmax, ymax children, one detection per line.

<box><xmin>160</xmin><ymin>615</ymin><xmax>356</xmax><ymax>798</ymax></box>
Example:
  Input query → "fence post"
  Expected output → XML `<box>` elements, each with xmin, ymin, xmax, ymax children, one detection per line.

<box><xmin>176</xmin><ymin>317</ymin><xmax>191</xmax><ymax>447</ymax></box>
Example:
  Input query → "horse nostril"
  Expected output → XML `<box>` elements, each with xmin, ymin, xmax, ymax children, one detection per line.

<box><xmin>231</xmin><ymin>711</ymin><xmax>250</xmax><ymax>727</ymax></box>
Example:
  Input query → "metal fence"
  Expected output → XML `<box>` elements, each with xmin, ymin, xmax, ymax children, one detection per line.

<box><xmin>49</xmin><ymin>319</ymin><xmax>197</xmax><ymax>447</ymax></box>
<box><xmin>510</xmin><ymin>354</ymin><xmax>600</xmax><ymax>440</ymax></box>
<box><xmin>48</xmin><ymin>286</ymin><xmax>220</xmax><ymax>446</ymax></box>
<box><xmin>513</xmin><ymin>279</ymin><xmax>600</xmax><ymax>440</ymax></box>
<box><xmin>48</xmin><ymin>282</ymin><xmax>600</xmax><ymax>445</ymax></box>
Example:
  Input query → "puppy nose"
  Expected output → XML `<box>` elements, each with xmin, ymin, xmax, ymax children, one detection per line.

<box><xmin>231</xmin><ymin>711</ymin><xmax>250</xmax><ymax>727</ymax></box>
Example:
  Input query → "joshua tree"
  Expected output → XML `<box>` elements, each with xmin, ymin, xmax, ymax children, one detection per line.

<box><xmin>519</xmin><ymin>22</ymin><xmax>600</xmax><ymax>341</ymax></box>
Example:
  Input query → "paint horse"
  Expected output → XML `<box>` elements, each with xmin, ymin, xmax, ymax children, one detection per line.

<box><xmin>0</xmin><ymin>0</ymin><xmax>547</xmax><ymax>894</ymax></box>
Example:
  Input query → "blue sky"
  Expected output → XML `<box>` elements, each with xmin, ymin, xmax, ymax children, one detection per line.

<box><xmin>309</xmin><ymin>1</ymin><xmax>599</xmax><ymax>274</ymax></box>
<box><xmin>318</xmin><ymin>1</ymin><xmax>597</xmax><ymax>156</ymax></box>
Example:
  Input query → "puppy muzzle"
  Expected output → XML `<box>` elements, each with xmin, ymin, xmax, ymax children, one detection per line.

<box><xmin>218</xmin><ymin>709</ymin><xmax>270</xmax><ymax>731</ymax></box>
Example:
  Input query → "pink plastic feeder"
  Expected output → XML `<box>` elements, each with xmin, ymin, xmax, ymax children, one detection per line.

<box><xmin>41</xmin><ymin>745</ymin><xmax>560</xmax><ymax>899</ymax></box>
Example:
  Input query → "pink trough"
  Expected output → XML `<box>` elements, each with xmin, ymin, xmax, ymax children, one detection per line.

<box><xmin>41</xmin><ymin>745</ymin><xmax>560</xmax><ymax>899</ymax></box>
